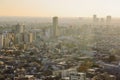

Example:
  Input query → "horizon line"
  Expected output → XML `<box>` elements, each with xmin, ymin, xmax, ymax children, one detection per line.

<box><xmin>1</xmin><ymin>15</ymin><xmax>120</xmax><ymax>19</ymax></box>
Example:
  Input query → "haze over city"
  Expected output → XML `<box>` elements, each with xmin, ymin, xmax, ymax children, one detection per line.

<box><xmin>0</xmin><ymin>0</ymin><xmax>120</xmax><ymax>17</ymax></box>
<box><xmin>1</xmin><ymin>0</ymin><xmax>120</xmax><ymax>80</ymax></box>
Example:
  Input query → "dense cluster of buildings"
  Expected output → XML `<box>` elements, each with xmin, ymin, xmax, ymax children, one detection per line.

<box><xmin>0</xmin><ymin>15</ymin><xmax>120</xmax><ymax>80</ymax></box>
<box><xmin>0</xmin><ymin>24</ymin><xmax>35</xmax><ymax>49</ymax></box>
<box><xmin>0</xmin><ymin>16</ymin><xmax>59</xmax><ymax>50</ymax></box>
<box><xmin>93</xmin><ymin>14</ymin><xmax>112</xmax><ymax>25</ymax></box>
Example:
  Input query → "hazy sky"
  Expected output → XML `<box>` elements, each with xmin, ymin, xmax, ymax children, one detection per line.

<box><xmin>0</xmin><ymin>0</ymin><xmax>120</xmax><ymax>17</ymax></box>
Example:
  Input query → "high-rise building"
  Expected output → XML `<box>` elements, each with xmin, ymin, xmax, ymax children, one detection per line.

<box><xmin>32</xmin><ymin>32</ymin><xmax>37</xmax><ymax>41</ymax></box>
<box><xmin>15</xmin><ymin>24</ymin><xmax>25</xmax><ymax>33</ymax></box>
<box><xmin>100</xmin><ymin>18</ymin><xmax>105</xmax><ymax>25</ymax></box>
<box><xmin>0</xmin><ymin>33</ymin><xmax>3</xmax><ymax>48</ymax></box>
<box><xmin>93</xmin><ymin>15</ymin><xmax>99</xmax><ymax>25</ymax></box>
<box><xmin>24</xmin><ymin>32</ymin><xmax>29</xmax><ymax>43</ymax></box>
<box><xmin>20</xmin><ymin>33</ymin><xmax>25</xmax><ymax>43</ymax></box>
<box><xmin>15</xmin><ymin>33</ymin><xmax>24</xmax><ymax>44</ymax></box>
<box><xmin>29</xmin><ymin>32</ymin><xmax>33</xmax><ymax>43</ymax></box>
<box><xmin>14</xmin><ymin>34</ymin><xmax>19</xmax><ymax>44</ymax></box>
<box><xmin>106</xmin><ymin>15</ymin><xmax>111</xmax><ymax>24</ymax></box>
<box><xmin>93</xmin><ymin>15</ymin><xmax>97</xmax><ymax>22</ymax></box>
<box><xmin>51</xmin><ymin>16</ymin><xmax>58</xmax><ymax>38</ymax></box>
<box><xmin>2</xmin><ymin>32</ymin><xmax>9</xmax><ymax>48</ymax></box>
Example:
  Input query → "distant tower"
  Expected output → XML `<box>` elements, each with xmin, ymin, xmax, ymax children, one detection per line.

<box><xmin>106</xmin><ymin>15</ymin><xmax>111</xmax><ymax>24</ymax></box>
<box><xmin>2</xmin><ymin>31</ymin><xmax>9</xmax><ymax>48</ymax></box>
<box><xmin>51</xmin><ymin>16</ymin><xmax>58</xmax><ymax>38</ymax></box>
<box><xmin>0</xmin><ymin>33</ymin><xmax>4</xmax><ymax>48</ymax></box>
<box><xmin>93</xmin><ymin>15</ymin><xmax>97</xmax><ymax>22</ymax></box>
<box><xmin>93</xmin><ymin>14</ymin><xmax>99</xmax><ymax>25</ymax></box>
<box><xmin>100</xmin><ymin>18</ymin><xmax>105</xmax><ymax>25</ymax></box>
<box><xmin>2</xmin><ymin>34</ymin><xmax>5</xmax><ymax>48</ymax></box>
<box><xmin>15</xmin><ymin>24</ymin><xmax>25</xmax><ymax>33</ymax></box>
<box><xmin>24</xmin><ymin>32</ymin><xmax>29</xmax><ymax>43</ymax></box>
<box><xmin>29</xmin><ymin>32</ymin><xmax>33</xmax><ymax>43</ymax></box>
<box><xmin>100</xmin><ymin>18</ymin><xmax>104</xmax><ymax>23</ymax></box>
<box><xmin>14</xmin><ymin>24</ymin><xmax>25</xmax><ymax>45</ymax></box>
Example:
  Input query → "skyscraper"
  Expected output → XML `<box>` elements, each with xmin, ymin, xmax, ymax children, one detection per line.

<box><xmin>51</xmin><ymin>16</ymin><xmax>58</xmax><ymax>38</ymax></box>
<box><xmin>93</xmin><ymin>14</ymin><xmax>99</xmax><ymax>25</ymax></box>
<box><xmin>15</xmin><ymin>24</ymin><xmax>25</xmax><ymax>33</ymax></box>
<box><xmin>0</xmin><ymin>33</ymin><xmax>4</xmax><ymax>48</ymax></box>
<box><xmin>29</xmin><ymin>32</ymin><xmax>33</xmax><ymax>43</ymax></box>
<box><xmin>100</xmin><ymin>18</ymin><xmax>105</xmax><ymax>25</ymax></box>
<box><xmin>93</xmin><ymin>14</ymin><xmax>97</xmax><ymax>22</ymax></box>
<box><xmin>106</xmin><ymin>15</ymin><xmax>111</xmax><ymax>24</ymax></box>
<box><xmin>2</xmin><ymin>31</ymin><xmax>9</xmax><ymax>48</ymax></box>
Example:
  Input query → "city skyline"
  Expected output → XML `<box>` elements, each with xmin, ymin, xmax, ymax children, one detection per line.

<box><xmin>0</xmin><ymin>0</ymin><xmax>120</xmax><ymax>17</ymax></box>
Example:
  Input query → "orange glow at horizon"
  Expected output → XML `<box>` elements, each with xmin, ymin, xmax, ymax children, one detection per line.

<box><xmin>0</xmin><ymin>0</ymin><xmax>120</xmax><ymax>17</ymax></box>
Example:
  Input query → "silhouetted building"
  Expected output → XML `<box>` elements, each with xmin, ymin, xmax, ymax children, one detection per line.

<box><xmin>93</xmin><ymin>15</ymin><xmax>97</xmax><ymax>23</ymax></box>
<box><xmin>100</xmin><ymin>18</ymin><xmax>105</xmax><ymax>25</ymax></box>
<box><xmin>106</xmin><ymin>16</ymin><xmax>111</xmax><ymax>24</ymax></box>
<box><xmin>51</xmin><ymin>16</ymin><xmax>58</xmax><ymax>38</ymax></box>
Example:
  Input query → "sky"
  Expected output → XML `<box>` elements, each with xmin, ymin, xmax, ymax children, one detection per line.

<box><xmin>0</xmin><ymin>0</ymin><xmax>120</xmax><ymax>17</ymax></box>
